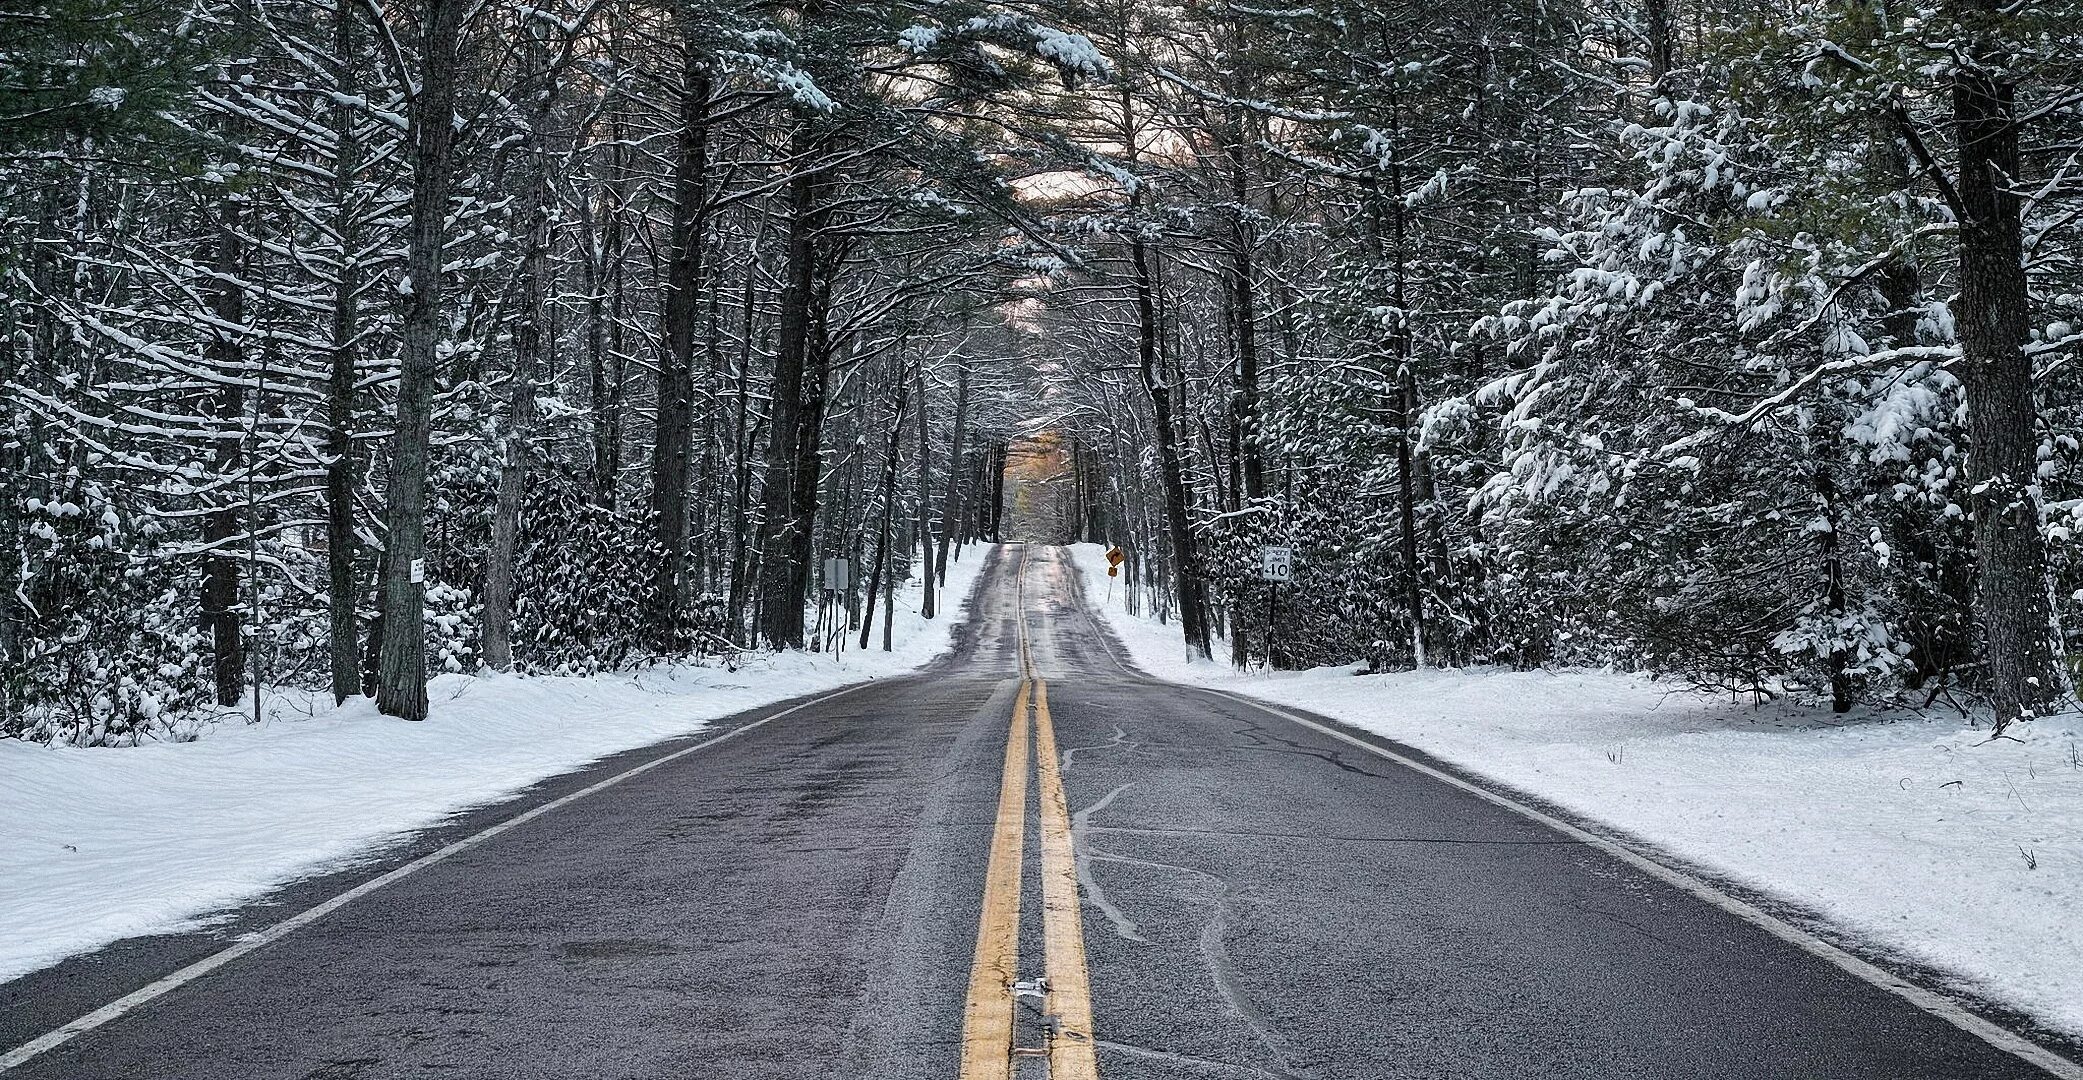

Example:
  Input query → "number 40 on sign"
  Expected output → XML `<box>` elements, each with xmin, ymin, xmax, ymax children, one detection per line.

<box><xmin>1259</xmin><ymin>546</ymin><xmax>1293</xmax><ymax>583</ymax></box>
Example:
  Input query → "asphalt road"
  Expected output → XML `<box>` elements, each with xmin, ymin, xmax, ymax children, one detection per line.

<box><xmin>2</xmin><ymin>544</ymin><xmax>2069</xmax><ymax>1079</ymax></box>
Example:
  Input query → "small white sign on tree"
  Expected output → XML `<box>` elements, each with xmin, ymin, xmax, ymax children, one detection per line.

<box><xmin>1259</xmin><ymin>545</ymin><xmax>1293</xmax><ymax>583</ymax></box>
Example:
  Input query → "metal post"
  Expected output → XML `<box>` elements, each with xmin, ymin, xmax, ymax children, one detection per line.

<box><xmin>1267</xmin><ymin>582</ymin><xmax>1279</xmax><ymax>670</ymax></box>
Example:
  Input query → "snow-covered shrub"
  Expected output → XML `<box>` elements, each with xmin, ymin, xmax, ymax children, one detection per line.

<box><xmin>425</xmin><ymin>431</ymin><xmax>667</xmax><ymax>676</ymax></box>
<box><xmin>509</xmin><ymin>478</ymin><xmax>668</xmax><ymax>674</ymax></box>
<box><xmin>8</xmin><ymin>482</ymin><xmax>214</xmax><ymax>745</ymax></box>
<box><xmin>425</xmin><ymin>581</ymin><xmax>479</xmax><ymax>675</ymax></box>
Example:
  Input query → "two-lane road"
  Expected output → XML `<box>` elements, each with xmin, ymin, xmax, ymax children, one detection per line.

<box><xmin>2</xmin><ymin>544</ymin><xmax>2071</xmax><ymax>1078</ymax></box>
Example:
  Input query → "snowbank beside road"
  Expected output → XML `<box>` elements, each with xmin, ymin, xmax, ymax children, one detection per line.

<box><xmin>0</xmin><ymin>545</ymin><xmax>993</xmax><ymax>983</ymax></box>
<box><xmin>1070</xmin><ymin>543</ymin><xmax>2083</xmax><ymax>1039</ymax></box>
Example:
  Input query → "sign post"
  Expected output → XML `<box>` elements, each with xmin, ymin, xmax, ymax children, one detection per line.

<box><xmin>1104</xmin><ymin>546</ymin><xmax>1126</xmax><ymax>602</ymax></box>
<box><xmin>1258</xmin><ymin>545</ymin><xmax>1293</xmax><ymax>669</ymax></box>
<box><xmin>821</xmin><ymin>558</ymin><xmax>851</xmax><ymax>656</ymax></box>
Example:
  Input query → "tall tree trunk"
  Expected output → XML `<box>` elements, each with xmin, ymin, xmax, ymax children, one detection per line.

<box><xmin>756</xmin><ymin>144</ymin><xmax>822</xmax><ymax>649</ymax></box>
<box><xmin>1806</xmin><ymin>402</ymin><xmax>1853</xmax><ymax>713</ymax></box>
<box><xmin>600</xmin><ymin>152</ymin><xmax>630</xmax><ymax>507</ymax></box>
<box><xmin>692</xmin><ymin>283</ymin><xmax>723</xmax><ymax>595</ymax></box>
<box><xmin>203</xmin><ymin>200</ymin><xmax>246</xmax><ymax>707</ymax></box>
<box><xmin>860</xmin><ymin>376</ymin><xmax>910</xmax><ymax>650</ymax></box>
<box><xmin>1385</xmin><ymin>87</ymin><xmax>1426</xmax><ymax>668</ymax></box>
<box><xmin>650</xmin><ymin>53</ymin><xmax>711</xmax><ymax>643</ymax></box>
<box><xmin>1133</xmin><ymin>235</ymin><xmax>1211</xmax><ymax>658</ymax></box>
<box><xmin>481</xmin><ymin>59</ymin><xmax>552</xmax><ymax>673</ymax></box>
<box><xmin>1644</xmin><ymin>0</ymin><xmax>1674</xmax><ymax>84</ymax></box>
<box><xmin>1395</xmin><ymin>367</ymin><xmax>1425</xmax><ymax>668</ymax></box>
<box><xmin>987</xmin><ymin>441</ymin><xmax>1007</xmax><ymax>541</ymax></box>
<box><xmin>783</xmin><ymin>282</ymin><xmax>836</xmax><ymax>635</ymax></box>
<box><xmin>1226</xmin><ymin>108</ymin><xmax>1264</xmax><ymax>504</ymax></box>
<box><xmin>1950</xmin><ymin>22</ymin><xmax>2063</xmax><ymax>727</ymax></box>
<box><xmin>374</xmin><ymin>0</ymin><xmax>467</xmax><ymax>722</ymax></box>
<box><xmin>480</xmin><ymin>371</ymin><xmax>534</xmax><ymax>672</ymax></box>
<box><xmin>1109</xmin><ymin>57</ymin><xmax>1209</xmax><ymax>658</ymax></box>
<box><xmin>934</xmin><ymin>355</ymin><xmax>970</xmax><ymax>586</ymax></box>
<box><xmin>726</xmin><ymin>242</ymin><xmax>759</xmax><ymax>639</ymax></box>
<box><xmin>323</xmin><ymin>0</ymin><xmax>362</xmax><ymax>704</ymax></box>
<box><xmin>916</xmin><ymin>359</ymin><xmax>937</xmax><ymax>619</ymax></box>
<box><xmin>582</xmin><ymin>192</ymin><xmax>614</xmax><ymax>506</ymax></box>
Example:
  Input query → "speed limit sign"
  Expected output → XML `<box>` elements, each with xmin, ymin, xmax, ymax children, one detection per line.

<box><xmin>1259</xmin><ymin>545</ymin><xmax>1293</xmax><ymax>583</ymax></box>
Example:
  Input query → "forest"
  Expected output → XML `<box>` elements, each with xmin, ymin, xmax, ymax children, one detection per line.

<box><xmin>5</xmin><ymin>0</ymin><xmax>2081</xmax><ymax>745</ymax></box>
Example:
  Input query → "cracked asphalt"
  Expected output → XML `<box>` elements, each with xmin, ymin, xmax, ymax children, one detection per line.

<box><xmin>1</xmin><ymin>544</ymin><xmax>2060</xmax><ymax>1079</ymax></box>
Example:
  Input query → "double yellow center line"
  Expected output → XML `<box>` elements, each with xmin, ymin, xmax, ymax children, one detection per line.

<box><xmin>959</xmin><ymin>548</ymin><xmax>1099</xmax><ymax>1079</ymax></box>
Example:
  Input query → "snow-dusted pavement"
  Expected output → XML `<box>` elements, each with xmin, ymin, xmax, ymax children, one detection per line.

<box><xmin>0</xmin><ymin>546</ymin><xmax>992</xmax><ymax>985</ymax></box>
<box><xmin>2</xmin><ymin>543</ymin><xmax>2075</xmax><ymax>1079</ymax></box>
<box><xmin>1070</xmin><ymin>542</ymin><xmax>2083</xmax><ymax>1046</ymax></box>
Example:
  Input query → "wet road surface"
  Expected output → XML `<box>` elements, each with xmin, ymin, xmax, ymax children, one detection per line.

<box><xmin>1</xmin><ymin>544</ymin><xmax>2068</xmax><ymax>1079</ymax></box>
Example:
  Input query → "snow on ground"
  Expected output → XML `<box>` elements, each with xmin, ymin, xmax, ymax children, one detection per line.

<box><xmin>1070</xmin><ymin>543</ymin><xmax>2083</xmax><ymax>1038</ymax></box>
<box><xmin>0</xmin><ymin>545</ymin><xmax>994</xmax><ymax>984</ymax></box>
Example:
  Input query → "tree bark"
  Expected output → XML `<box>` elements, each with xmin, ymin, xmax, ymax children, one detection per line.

<box><xmin>374</xmin><ymin>0</ymin><xmax>467</xmax><ymax>722</ymax></box>
<box><xmin>726</xmin><ymin>242</ymin><xmax>759</xmax><ymax>640</ymax></box>
<box><xmin>860</xmin><ymin>375</ymin><xmax>910</xmax><ymax>650</ymax></box>
<box><xmin>987</xmin><ymin>441</ymin><xmax>1007</xmax><ymax>541</ymax></box>
<box><xmin>323</xmin><ymin>0</ymin><xmax>362</xmax><ymax>704</ymax></box>
<box><xmin>1950</xmin><ymin>23</ymin><xmax>2064</xmax><ymax>727</ymax></box>
<box><xmin>756</xmin><ymin>144</ymin><xmax>823</xmax><ymax>649</ymax></box>
<box><xmin>1644</xmin><ymin>0</ymin><xmax>1675</xmax><ymax>84</ymax></box>
<box><xmin>650</xmin><ymin>50</ymin><xmax>711</xmax><ymax>643</ymax></box>
<box><xmin>783</xmin><ymin>280</ymin><xmax>836</xmax><ymax>635</ymax></box>
<box><xmin>934</xmin><ymin>355</ymin><xmax>970</xmax><ymax>586</ymax></box>
<box><xmin>1226</xmin><ymin>105</ymin><xmax>1264</xmax><ymax>504</ymax></box>
<box><xmin>1384</xmin><ymin>85</ymin><xmax>1426</xmax><ymax>667</ymax></box>
<box><xmin>202</xmin><ymin>199</ymin><xmax>246</xmax><ymax>707</ymax></box>
<box><xmin>480</xmin><ymin>25</ymin><xmax>557</xmax><ymax>674</ymax></box>
<box><xmin>1133</xmin><ymin>234</ymin><xmax>1211</xmax><ymax>658</ymax></box>
<box><xmin>916</xmin><ymin>359</ymin><xmax>937</xmax><ymax>618</ymax></box>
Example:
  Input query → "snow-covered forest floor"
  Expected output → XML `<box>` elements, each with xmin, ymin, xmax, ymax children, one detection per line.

<box><xmin>1070</xmin><ymin>544</ymin><xmax>2083</xmax><ymax>1038</ymax></box>
<box><xmin>0</xmin><ymin>547</ymin><xmax>993</xmax><ymax>984</ymax></box>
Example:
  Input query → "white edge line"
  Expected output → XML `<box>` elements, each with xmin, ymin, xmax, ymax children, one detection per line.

<box><xmin>0</xmin><ymin>680</ymin><xmax>878</xmax><ymax>1073</ymax></box>
<box><xmin>1192</xmin><ymin>685</ymin><xmax>2083</xmax><ymax>1080</ymax></box>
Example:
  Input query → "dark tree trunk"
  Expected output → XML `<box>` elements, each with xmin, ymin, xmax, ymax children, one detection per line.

<box><xmin>726</xmin><ymin>247</ymin><xmax>759</xmax><ymax>641</ymax></box>
<box><xmin>482</xmin><ymin>215</ymin><xmax>544</xmax><ymax>670</ymax></box>
<box><xmin>1227</xmin><ymin>123</ymin><xmax>1264</xmax><ymax>504</ymax></box>
<box><xmin>650</xmin><ymin>54</ymin><xmax>711</xmax><ymax>643</ymax></box>
<box><xmin>481</xmin><ymin>372</ymin><xmax>533</xmax><ymax>673</ymax></box>
<box><xmin>692</xmin><ymin>283</ymin><xmax>723</xmax><ymax>594</ymax></box>
<box><xmin>987</xmin><ymin>441</ymin><xmax>1007</xmax><ymax>541</ymax></box>
<box><xmin>323</xmin><ymin>0</ymin><xmax>362</xmax><ymax>704</ymax></box>
<box><xmin>600</xmin><ymin>169</ymin><xmax>630</xmax><ymax>507</ymax></box>
<box><xmin>203</xmin><ymin>201</ymin><xmax>246</xmax><ymax>707</ymax></box>
<box><xmin>934</xmin><ymin>356</ymin><xmax>970</xmax><ymax>586</ymax></box>
<box><xmin>583</xmin><ymin>188</ymin><xmax>616</xmax><ymax>506</ymax></box>
<box><xmin>374</xmin><ymin>0</ymin><xmax>467</xmax><ymax>722</ymax></box>
<box><xmin>782</xmin><ymin>283</ymin><xmax>836</xmax><ymax>636</ymax></box>
<box><xmin>1395</xmin><ymin>366</ymin><xmax>1425</xmax><ymax>667</ymax></box>
<box><xmin>1384</xmin><ymin>88</ymin><xmax>1426</xmax><ymax>667</ymax></box>
<box><xmin>481</xmin><ymin>28</ymin><xmax>557</xmax><ymax>674</ymax></box>
<box><xmin>756</xmin><ymin>150</ymin><xmax>822</xmax><ymax>649</ymax></box>
<box><xmin>1644</xmin><ymin>0</ymin><xmax>1674</xmax><ymax>83</ymax></box>
<box><xmin>1807</xmin><ymin>406</ymin><xmax>1854</xmax><ymax>713</ymax></box>
<box><xmin>916</xmin><ymin>360</ymin><xmax>937</xmax><ymax>619</ymax></box>
<box><xmin>860</xmin><ymin>376</ymin><xmax>910</xmax><ymax>650</ymax></box>
<box><xmin>1950</xmin><ymin>26</ymin><xmax>2064</xmax><ymax>727</ymax></box>
<box><xmin>1133</xmin><ymin>235</ymin><xmax>1211</xmax><ymax>658</ymax></box>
